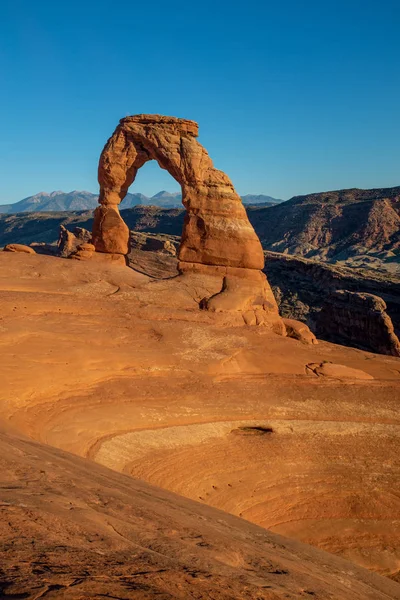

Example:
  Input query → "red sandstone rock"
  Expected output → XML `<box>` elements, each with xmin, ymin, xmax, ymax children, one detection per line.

<box><xmin>57</xmin><ymin>225</ymin><xmax>92</xmax><ymax>257</ymax></box>
<box><xmin>283</xmin><ymin>318</ymin><xmax>318</xmax><ymax>345</ymax></box>
<box><xmin>306</xmin><ymin>362</ymin><xmax>374</xmax><ymax>380</ymax></box>
<box><xmin>94</xmin><ymin>115</ymin><xmax>264</xmax><ymax>270</ymax></box>
<box><xmin>70</xmin><ymin>248</ymin><xmax>126</xmax><ymax>265</ymax></box>
<box><xmin>92</xmin><ymin>114</ymin><xmax>282</xmax><ymax>325</ymax></box>
<box><xmin>92</xmin><ymin>205</ymin><xmax>130</xmax><ymax>255</ymax></box>
<box><xmin>317</xmin><ymin>290</ymin><xmax>400</xmax><ymax>357</ymax></box>
<box><xmin>3</xmin><ymin>243</ymin><xmax>36</xmax><ymax>254</ymax></box>
<box><xmin>77</xmin><ymin>242</ymin><xmax>95</xmax><ymax>252</ymax></box>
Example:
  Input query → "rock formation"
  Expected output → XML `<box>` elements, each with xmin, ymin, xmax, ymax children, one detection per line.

<box><xmin>306</xmin><ymin>361</ymin><xmax>374</xmax><ymax>380</ymax></box>
<box><xmin>263</xmin><ymin>250</ymin><xmax>400</xmax><ymax>355</ymax></box>
<box><xmin>92</xmin><ymin>114</ymin><xmax>280</xmax><ymax>322</ymax></box>
<box><xmin>3</xmin><ymin>427</ymin><xmax>399</xmax><ymax>599</ymax></box>
<box><xmin>130</xmin><ymin>231</ymin><xmax>179</xmax><ymax>255</ymax></box>
<box><xmin>94</xmin><ymin>115</ymin><xmax>263</xmax><ymax>268</ymax></box>
<box><xmin>283</xmin><ymin>318</ymin><xmax>317</xmax><ymax>344</ymax></box>
<box><xmin>251</xmin><ymin>186</ymin><xmax>400</xmax><ymax>266</ymax></box>
<box><xmin>57</xmin><ymin>225</ymin><xmax>92</xmax><ymax>257</ymax></box>
<box><xmin>3</xmin><ymin>243</ymin><xmax>36</xmax><ymax>254</ymax></box>
<box><xmin>317</xmin><ymin>290</ymin><xmax>400</xmax><ymax>357</ymax></box>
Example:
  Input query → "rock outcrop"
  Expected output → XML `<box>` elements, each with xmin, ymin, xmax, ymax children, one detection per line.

<box><xmin>130</xmin><ymin>231</ymin><xmax>179</xmax><ymax>255</ymax></box>
<box><xmin>317</xmin><ymin>290</ymin><xmax>400</xmax><ymax>357</ymax></box>
<box><xmin>58</xmin><ymin>225</ymin><xmax>92</xmax><ymax>257</ymax></box>
<box><xmin>283</xmin><ymin>318</ymin><xmax>318</xmax><ymax>345</ymax></box>
<box><xmin>94</xmin><ymin>115</ymin><xmax>264</xmax><ymax>269</ymax></box>
<box><xmin>263</xmin><ymin>251</ymin><xmax>400</xmax><ymax>355</ymax></box>
<box><xmin>93</xmin><ymin>114</ymin><xmax>281</xmax><ymax>323</ymax></box>
<box><xmin>3</xmin><ymin>243</ymin><xmax>36</xmax><ymax>254</ymax></box>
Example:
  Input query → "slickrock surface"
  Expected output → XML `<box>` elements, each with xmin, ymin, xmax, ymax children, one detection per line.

<box><xmin>305</xmin><ymin>361</ymin><xmax>375</xmax><ymax>379</ymax></box>
<box><xmin>1</xmin><ymin>252</ymin><xmax>400</xmax><ymax>588</ymax></box>
<box><xmin>2</xmin><ymin>429</ymin><xmax>400</xmax><ymax>600</ymax></box>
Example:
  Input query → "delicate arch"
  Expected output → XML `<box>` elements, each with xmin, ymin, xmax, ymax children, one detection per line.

<box><xmin>92</xmin><ymin>115</ymin><xmax>264</xmax><ymax>271</ymax></box>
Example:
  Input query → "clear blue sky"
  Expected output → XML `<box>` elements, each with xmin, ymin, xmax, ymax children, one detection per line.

<box><xmin>1</xmin><ymin>0</ymin><xmax>399</xmax><ymax>203</ymax></box>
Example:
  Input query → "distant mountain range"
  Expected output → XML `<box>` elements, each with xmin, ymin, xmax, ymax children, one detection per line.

<box><xmin>0</xmin><ymin>190</ymin><xmax>283</xmax><ymax>214</ymax></box>
<box><xmin>0</xmin><ymin>186</ymin><xmax>398</xmax><ymax>275</ymax></box>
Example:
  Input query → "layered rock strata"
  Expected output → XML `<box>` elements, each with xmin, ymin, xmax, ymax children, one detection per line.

<box><xmin>94</xmin><ymin>115</ymin><xmax>264</xmax><ymax>269</ymax></box>
<box><xmin>93</xmin><ymin>114</ymin><xmax>280</xmax><ymax>321</ymax></box>
<box><xmin>317</xmin><ymin>290</ymin><xmax>400</xmax><ymax>357</ymax></box>
<box><xmin>263</xmin><ymin>251</ymin><xmax>400</xmax><ymax>355</ymax></box>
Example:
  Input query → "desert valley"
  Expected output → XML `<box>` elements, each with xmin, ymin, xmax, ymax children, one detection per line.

<box><xmin>0</xmin><ymin>114</ymin><xmax>399</xmax><ymax>600</ymax></box>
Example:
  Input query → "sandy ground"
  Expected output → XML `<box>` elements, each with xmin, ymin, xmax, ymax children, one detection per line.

<box><xmin>1</xmin><ymin>252</ymin><xmax>400</xmax><ymax>597</ymax></box>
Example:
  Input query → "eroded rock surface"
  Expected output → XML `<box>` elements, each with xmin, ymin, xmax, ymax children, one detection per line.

<box><xmin>92</xmin><ymin>114</ymin><xmax>284</xmax><ymax>324</ymax></box>
<box><xmin>283</xmin><ymin>318</ymin><xmax>318</xmax><ymax>345</ymax></box>
<box><xmin>58</xmin><ymin>224</ymin><xmax>92</xmax><ymax>257</ymax></box>
<box><xmin>317</xmin><ymin>290</ymin><xmax>400</xmax><ymax>357</ymax></box>
<box><xmin>3</xmin><ymin>243</ymin><xmax>36</xmax><ymax>254</ymax></box>
<box><xmin>306</xmin><ymin>361</ymin><xmax>374</xmax><ymax>380</ymax></box>
<box><xmin>1</xmin><ymin>253</ymin><xmax>400</xmax><ymax>582</ymax></box>
<box><xmin>2</xmin><ymin>428</ymin><xmax>399</xmax><ymax>600</ymax></box>
<box><xmin>94</xmin><ymin>115</ymin><xmax>264</xmax><ymax>269</ymax></box>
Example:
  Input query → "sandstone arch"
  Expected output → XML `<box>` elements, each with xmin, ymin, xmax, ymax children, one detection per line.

<box><xmin>93</xmin><ymin>114</ymin><xmax>281</xmax><ymax>323</ymax></box>
<box><xmin>93</xmin><ymin>115</ymin><xmax>265</xmax><ymax>270</ymax></box>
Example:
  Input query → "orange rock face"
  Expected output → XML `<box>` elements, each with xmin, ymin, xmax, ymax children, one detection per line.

<box><xmin>93</xmin><ymin>115</ymin><xmax>306</xmax><ymax>330</ymax></box>
<box><xmin>3</xmin><ymin>243</ymin><xmax>36</xmax><ymax>254</ymax></box>
<box><xmin>94</xmin><ymin>115</ymin><xmax>264</xmax><ymax>270</ymax></box>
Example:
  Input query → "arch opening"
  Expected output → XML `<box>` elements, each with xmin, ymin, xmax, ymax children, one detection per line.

<box><xmin>120</xmin><ymin>160</ymin><xmax>182</xmax><ymax>209</ymax></box>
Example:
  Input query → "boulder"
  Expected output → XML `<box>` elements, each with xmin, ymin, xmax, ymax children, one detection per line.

<box><xmin>283</xmin><ymin>318</ymin><xmax>318</xmax><ymax>344</ymax></box>
<box><xmin>58</xmin><ymin>225</ymin><xmax>92</xmax><ymax>257</ymax></box>
<box><xmin>3</xmin><ymin>244</ymin><xmax>36</xmax><ymax>254</ymax></box>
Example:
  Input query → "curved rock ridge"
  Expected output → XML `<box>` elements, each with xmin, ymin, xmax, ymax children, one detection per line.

<box><xmin>94</xmin><ymin>114</ymin><xmax>264</xmax><ymax>271</ymax></box>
